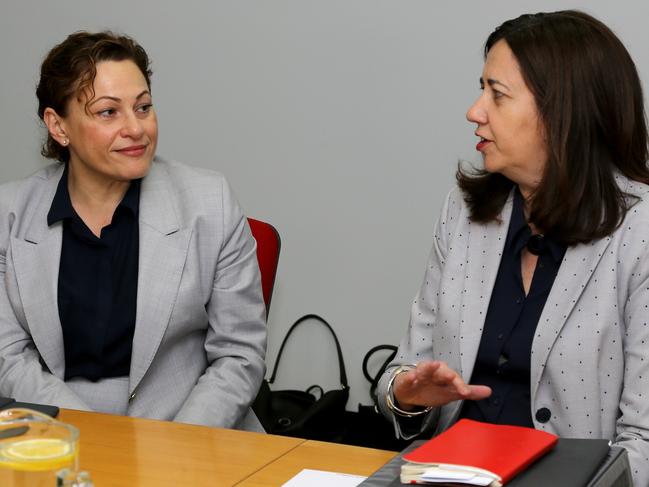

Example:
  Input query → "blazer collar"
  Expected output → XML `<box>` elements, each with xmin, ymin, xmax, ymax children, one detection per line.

<box><xmin>23</xmin><ymin>164</ymin><xmax>65</xmax><ymax>244</ymax></box>
<box><xmin>128</xmin><ymin>159</ymin><xmax>192</xmax><ymax>394</ymax></box>
<box><xmin>137</xmin><ymin>158</ymin><xmax>180</xmax><ymax>235</ymax></box>
<box><xmin>457</xmin><ymin>191</ymin><xmax>513</xmax><ymax>381</ymax></box>
<box><xmin>13</xmin><ymin>164</ymin><xmax>67</xmax><ymax>376</ymax></box>
<box><xmin>529</xmin><ymin>235</ymin><xmax>612</xmax><ymax>396</ymax></box>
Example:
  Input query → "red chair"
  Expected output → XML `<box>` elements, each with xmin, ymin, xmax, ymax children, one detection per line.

<box><xmin>248</xmin><ymin>218</ymin><xmax>281</xmax><ymax>314</ymax></box>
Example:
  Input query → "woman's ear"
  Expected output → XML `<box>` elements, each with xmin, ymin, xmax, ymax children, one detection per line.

<box><xmin>43</xmin><ymin>107</ymin><xmax>69</xmax><ymax>146</ymax></box>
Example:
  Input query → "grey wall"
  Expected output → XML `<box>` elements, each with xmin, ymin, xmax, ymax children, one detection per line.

<box><xmin>2</xmin><ymin>1</ymin><xmax>648</xmax><ymax>409</ymax></box>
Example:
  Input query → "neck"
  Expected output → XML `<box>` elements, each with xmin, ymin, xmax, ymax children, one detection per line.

<box><xmin>518</xmin><ymin>185</ymin><xmax>541</xmax><ymax>234</ymax></box>
<box><xmin>68</xmin><ymin>161</ymin><xmax>129</xmax><ymax>205</ymax></box>
<box><xmin>518</xmin><ymin>183</ymin><xmax>535</xmax><ymax>202</ymax></box>
<box><xmin>67</xmin><ymin>162</ymin><xmax>131</xmax><ymax>237</ymax></box>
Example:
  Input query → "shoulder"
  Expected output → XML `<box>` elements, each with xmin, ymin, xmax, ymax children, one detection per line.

<box><xmin>146</xmin><ymin>156</ymin><xmax>232</xmax><ymax>201</ymax></box>
<box><xmin>0</xmin><ymin>164</ymin><xmax>62</xmax><ymax>212</ymax></box>
<box><xmin>0</xmin><ymin>164</ymin><xmax>63</xmax><ymax>242</ymax></box>
<box><xmin>432</xmin><ymin>186</ymin><xmax>474</xmax><ymax>252</ymax></box>
<box><xmin>150</xmin><ymin>157</ymin><xmax>227</xmax><ymax>189</ymax></box>
<box><xmin>616</xmin><ymin>172</ymin><xmax>649</xmax><ymax>200</ymax></box>
<box><xmin>439</xmin><ymin>186</ymin><xmax>468</xmax><ymax>227</ymax></box>
<box><xmin>143</xmin><ymin>157</ymin><xmax>239</xmax><ymax>221</ymax></box>
<box><xmin>616</xmin><ymin>174</ymin><xmax>649</xmax><ymax>226</ymax></box>
<box><xmin>595</xmin><ymin>175</ymin><xmax>649</xmax><ymax>264</ymax></box>
<box><xmin>437</xmin><ymin>185</ymin><xmax>499</xmax><ymax>234</ymax></box>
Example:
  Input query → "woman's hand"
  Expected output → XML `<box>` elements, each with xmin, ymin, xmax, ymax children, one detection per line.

<box><xmin>392</xmin><ymin>360</ymin><xmax>491</xmax><ymax>410</ymax></box>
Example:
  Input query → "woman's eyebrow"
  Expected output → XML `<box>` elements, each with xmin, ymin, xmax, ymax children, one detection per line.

<box><xmin>87</xmin><ymin>90</ymin><xmax>151</xmax><ymax>107</ymax></box>
<box><xmin>480</xmin><ymin>77</ymin><xmax>511</xmax><ymax>91</ymax></box>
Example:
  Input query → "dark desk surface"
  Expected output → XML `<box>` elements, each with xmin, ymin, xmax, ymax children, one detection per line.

<box><xmin>359</xmin><ymin>438</ymin><xmax>632</xmax><ymax>487</ymax></box>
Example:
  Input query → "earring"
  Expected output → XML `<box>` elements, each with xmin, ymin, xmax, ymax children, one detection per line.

<box><xmin>61</xmin><ymin>138</ymin><xmax>69</xmax><ymax>146</ymax></box>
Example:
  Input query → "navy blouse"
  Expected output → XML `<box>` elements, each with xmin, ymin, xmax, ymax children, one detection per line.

<box><xmin>48</xmin><ymin>167</ymin><xmax>140</xmax><ymax>382</ymax></box>
<box><xmin>460</xmin><ymin>189</ymin><xmax>566</xmax><ymax>426</ymax></box>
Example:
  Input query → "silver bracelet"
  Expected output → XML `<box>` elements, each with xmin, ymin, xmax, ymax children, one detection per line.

<box><xmin>385</xmin><ymin>364</ymin><xmax>434</xmax><ymax>418</ymax></box>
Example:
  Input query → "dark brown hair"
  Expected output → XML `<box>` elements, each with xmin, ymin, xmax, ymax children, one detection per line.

<box><xmin>36</xmin><ymin>31</ymin><xmax>152</xmax><ymax>163</ymax></box>
<box><xmin>457</xmin><ymin>10</ymin><xmax>649</xmax><ymax>245</ymax></box>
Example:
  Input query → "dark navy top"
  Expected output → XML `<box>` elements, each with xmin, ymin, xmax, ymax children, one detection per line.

<box><xmin>460</xmin><ymin>189</ymin><xmax>566</xmax><ymax>426</ymax></box>
<box><xmin>47</xmin><ymin>167</ymin><xmax>140</xmax><ymax>382</ymax></box>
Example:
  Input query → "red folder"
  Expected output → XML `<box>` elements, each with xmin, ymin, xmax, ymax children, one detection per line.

<box><xmin>402</xmin><ymin>419</ymin><xmax>558</xmax><ymax>485</ymax></box>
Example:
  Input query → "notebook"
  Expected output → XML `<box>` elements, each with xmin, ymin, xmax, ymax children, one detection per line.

<box><xmin>401</xmin><ymin>419</ymin><xmax>558</xmax><ymax>486</ymax></box>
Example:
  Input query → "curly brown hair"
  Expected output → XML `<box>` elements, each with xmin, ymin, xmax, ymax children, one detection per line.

<box><xmin>36</xmin><ymin>31</ymin><xmax>152</xmax><ymax>162</ymax></box>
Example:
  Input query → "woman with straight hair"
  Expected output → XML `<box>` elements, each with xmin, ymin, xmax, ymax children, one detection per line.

<box><xmin>378</xmin><ymin>10</ymin><xmax>649</xmax><ymax>484</ymax></box>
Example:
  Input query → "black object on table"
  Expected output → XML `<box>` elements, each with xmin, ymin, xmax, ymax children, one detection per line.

<box><xmin>359</xmin><ymin>437</ymin><xmax>632</xmax><ymax>487</ymax></box>
<box><xmin>0</xmin><ymin>397</ymin><xmax>60</xmax><ymax>418</ymax></box>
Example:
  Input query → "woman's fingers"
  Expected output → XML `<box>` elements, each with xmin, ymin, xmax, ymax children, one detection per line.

<box><xmin>419</xmin><ymin>361</ymin><xmax>465</xmax><ymax>389</ymax></box>
<box><xmin>466</xmin><ymin>384</ymin><xmax>492</xmax><ymax>400</ymax></box>
<box><xmin>393</xmin><ymin>361</ymin><xmax>491</xmax><ymax>408</ymax></box>
<box><xmin>450</xmin><ymin>373</ymin><xmax>471</xmax><ymax>396</ymax></box>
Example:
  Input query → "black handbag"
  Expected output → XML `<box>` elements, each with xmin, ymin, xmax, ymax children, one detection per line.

<box><xmin>362</xmin><ymin>344</ymin><xmax>398</xmax><ymax>407</ymax></box>
<box><xmin>252</xmin><ymin>314</ymin><xmax>349</xmax><ymax>442</ymax></box>
<box><xmin>342</xmin><ymin>344</ymin><xmax>420</xmax><ymax>450</ymax></box>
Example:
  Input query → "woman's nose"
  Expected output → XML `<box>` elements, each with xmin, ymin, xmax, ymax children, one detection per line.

<box><xmin>121</xmin><ymin>112</ymin><xmax>145</xmax><ymax>138</ymax></box>
<box><xmin>466</xmin><ymin>95</ymin><xmax>487</xmax><ymax>125</ymax></box>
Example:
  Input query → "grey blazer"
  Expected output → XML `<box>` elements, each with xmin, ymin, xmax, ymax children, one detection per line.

<box><xmin>0</xmin><ymin>158</ymin><xmax>267</xmax><ymax>431</ymax></box>
<box><xmin>378</xmin><ymin>176</ymin><xmax>649</xmax><ymax>486</ymax></box>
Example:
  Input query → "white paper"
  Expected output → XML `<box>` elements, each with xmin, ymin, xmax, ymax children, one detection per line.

<box><xmin>282</xmin><ymin>469</ymin><xmax>367</xmax><ymax>487</ymax></box>
<box><xmin>421</xmin><ymin>466</ymin><xmax>494</xmax><ymax>486</ymax></box>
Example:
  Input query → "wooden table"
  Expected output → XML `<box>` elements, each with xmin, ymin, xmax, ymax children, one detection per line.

<box><xmin>58</xmin><ymin>409</ymin><xmax>397</xmax><ymax>486</ymax></box>
<box><xmin>238</xmin><ymin>440</ymin><xmax>397</xmax><ymax>486</ymax></box>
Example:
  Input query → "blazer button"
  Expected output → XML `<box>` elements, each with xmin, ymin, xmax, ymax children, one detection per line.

<box><xmin>535</xmin><ymin>407</ymin><xmax>551</xmax><ymax>423</ymax></box>
<box><xmin>129</xmin><ymin>390</ymin><xmax>137</xmax><ymax>401</ymax></box>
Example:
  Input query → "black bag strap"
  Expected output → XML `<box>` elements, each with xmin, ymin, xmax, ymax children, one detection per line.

<box><xmin>362</xmin><ymin>344</ymin><xmax>398</xmax><ymax>403</ymax></box>
<box><xmin>267</xmin><ymin>314</ymin><xmax>348</xmax><ymax>389</ymax></box>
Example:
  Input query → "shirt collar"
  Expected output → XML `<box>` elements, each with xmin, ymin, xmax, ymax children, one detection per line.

<box><xmin>47</xmin><ymin>165</ymin><xmax>75</xmax><ymax>226</ymax></box>
<box><xmin>120</xmin><ymin>178</ymin><xmax>141</xmax><ymax>217</ymax></box>
<box><xmin>506</xmin><ymin>189</ymin><xmax>565</xmax><ymax>264</ymax></box>
<box><xmin>47</xmin><ymin>165</ymin><xmax>142</xmax><ymax>226</ymax></box>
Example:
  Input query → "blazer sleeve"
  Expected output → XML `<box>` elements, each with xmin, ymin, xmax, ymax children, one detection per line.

<box><xmin>173</xmin><ymin>176</ymin><xmax>267</xmax><ymax>428</ymax></box>
<box><xmin>0</xmin><ymin>185</ymin><xmax>90</xmax><ymax>410</ymax></box>
<box><xmin>376</xmin><ymin>188</ymin><xmax>462</xmax><ymax>438</ymax></box>
<box><xmin>616</xmin><ymin>240</ymin><xmax>649</xmax><ymax>485</ymax></box>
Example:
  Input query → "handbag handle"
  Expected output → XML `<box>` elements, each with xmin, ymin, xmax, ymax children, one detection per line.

<box><xmin>362</xmin><ymin>344</ymin><xmax>397</xmax><ymax>404</ymax></box>
<box><xmin>267</xmin><ymin>314</ymin><xmax>348</xmax><ymax>389</ymax></box>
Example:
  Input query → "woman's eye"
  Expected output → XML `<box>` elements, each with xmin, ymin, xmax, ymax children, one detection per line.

<box><xmin>493</xmin><ymin>90</ymin><xmax>504</xmax><ymax>100</ymax></box>
<box><xmin>137</xmin><ymin>103</ymin><xmax>153</xmax><ymax>113</ymax></box>
<box><xmin>97</xmin><ymin>108</ymin><xmax>116</xmax><ymax>118</ymax></box>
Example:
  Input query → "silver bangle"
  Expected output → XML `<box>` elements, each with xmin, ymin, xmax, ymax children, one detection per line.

<box><xmin>385</xmin><ymin>364</ymin><xmax>434</xmax><ymax>418</ymax></box>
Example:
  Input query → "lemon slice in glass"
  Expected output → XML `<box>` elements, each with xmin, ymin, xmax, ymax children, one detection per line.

<box><xmin>0</xmin><ymin>438</ymin><xmax>74</xmax><ymax>471</ymax></box>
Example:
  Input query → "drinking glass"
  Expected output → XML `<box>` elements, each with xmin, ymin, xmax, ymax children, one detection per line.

<box><xmin>0</xmin><ymin>408</ymin><xmax>92</xmax><ymax>486</ymax></box>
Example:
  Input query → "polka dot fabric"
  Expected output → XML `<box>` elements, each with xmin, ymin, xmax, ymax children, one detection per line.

<box><xmin>377</xmin><ymin>178</ymin><xmax>649</xmax><ymax>486</ymax></box>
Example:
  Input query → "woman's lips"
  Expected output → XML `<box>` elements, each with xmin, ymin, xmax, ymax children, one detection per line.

<box><xmin>116</xmin><ymin>145</ymin><xmax>147</xmax><ymax>157</ymax></box>
<box><xmin>476</xmin><ymin>138</ymin><xmax>491</xmax><ymax>151</ymax></box>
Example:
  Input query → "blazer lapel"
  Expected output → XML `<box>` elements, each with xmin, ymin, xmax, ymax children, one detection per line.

<box><xmin>11</xmin><ymin>166</ymin><xmax>66</xmax><ymax>378</ymax></box>
<box><xmin>530</xmin><ymin>236</ymin><xmax>613</xmax><ymax>395</ymax></box>
<box><xmin>458</xmin><ymin>194</ymin><xmax>513</xmax><ymax>381</ymax></box>
<box><xmin>129</xmin><ymin>161</ymin><xmax>192</xmax><ymax>395</ymax></box>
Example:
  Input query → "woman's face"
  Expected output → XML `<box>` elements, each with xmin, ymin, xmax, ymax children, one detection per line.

<box><xmin>48</xmin><ymin>59</ymin><xmax>158</xmax><ymax>185</ymax></box>
<box><xmin>466</xmin><ymin>40</ymin><xmax>547</xmax><ymax>196</ymax></box>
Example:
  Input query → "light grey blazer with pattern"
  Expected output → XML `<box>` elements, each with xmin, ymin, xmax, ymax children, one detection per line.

<box><xmin>0</xmin><ymin>157</ymin><xmax>267</xmax><ymax>431</ymax></box>
<box><xmin>378</xmin><ymin>175</ymin><xmax>649</xmax><ymax>486</ymax></box>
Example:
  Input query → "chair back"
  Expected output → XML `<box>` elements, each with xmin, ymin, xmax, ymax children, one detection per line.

<box><xmin>248</xmin><ymin>218</ymin><xmax>281</xmax><ymax>314</ymax></box>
